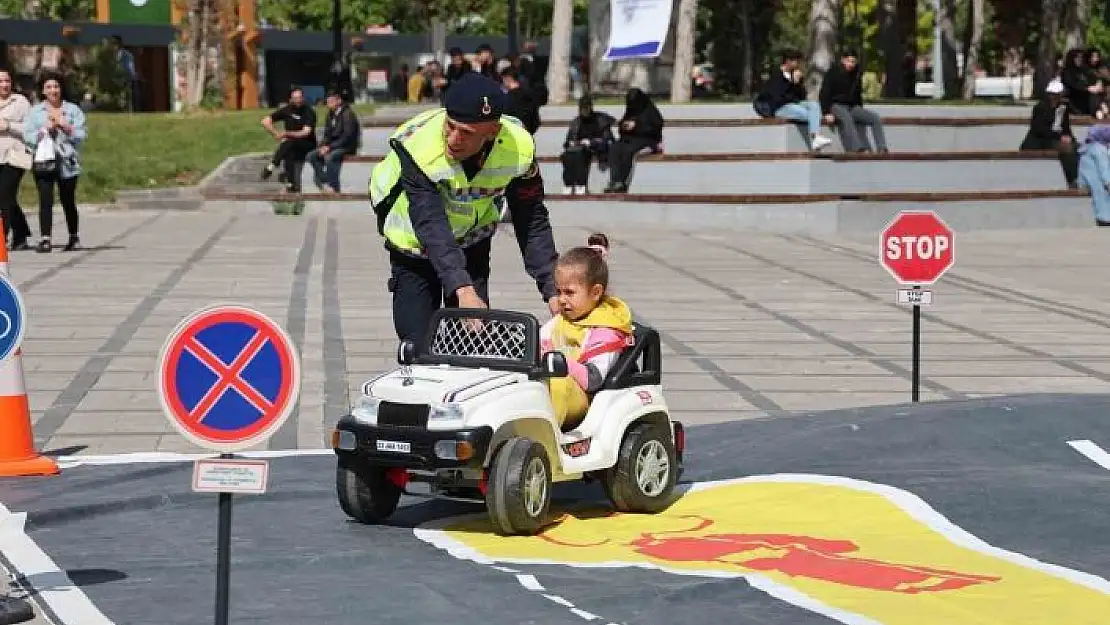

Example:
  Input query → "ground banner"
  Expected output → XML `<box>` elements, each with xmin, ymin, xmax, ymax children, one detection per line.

<box><xmin>109</xmin><ymin>0</ymin><xmax>172</xmax><ymax>24</ymax></box>
<box><xmin>603</xmin><ymin>0</ymin><xmax>674</xmax><ymax>60</ymax></box>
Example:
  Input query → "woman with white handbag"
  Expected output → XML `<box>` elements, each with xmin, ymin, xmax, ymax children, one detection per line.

<box><xmin>0</xmin><ymin>66</ymin><xmax>33</xmax><ymax>251</ymax></box>
<box><xmin>23</xmin><ymin>71</ymin><xmax>86</xmax><ymax>253</ymax></box>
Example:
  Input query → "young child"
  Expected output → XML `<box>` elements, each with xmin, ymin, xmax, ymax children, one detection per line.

<box><xmin>540</xmin><ymin>233</ymin><xmax>634</xmax><ymax>430</ymax></box>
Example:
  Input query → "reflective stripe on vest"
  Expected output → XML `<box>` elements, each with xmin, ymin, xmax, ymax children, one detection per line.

<box><xmin>369</xmin><ymin>109</ymin><xmax>535</xmax><ymax>257</ymax></box>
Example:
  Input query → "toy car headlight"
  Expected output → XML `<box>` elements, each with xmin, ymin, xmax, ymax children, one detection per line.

<box><xmin>351</xmin><ymin>396</ymin><xmax>381</xmax><ymax>423</ymax></box>
<box><xmin>428</xmin><ymin>402</ymin><xmax>464</xmax><ymax>422</ymax></box>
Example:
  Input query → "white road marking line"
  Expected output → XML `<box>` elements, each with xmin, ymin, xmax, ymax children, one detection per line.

<box><xmin>492</xmin><ymin>565</ymin><xmax>519</xmax><ymax>574</ymax></box>
<box><xmin>1068</xmin><ymin>439</ymin><xmax>1110</xmax><ymax>471</ymax></box>
<box><xmin>543</xmin><ymin>594</ymin><xmax>575</xmax><ymax>607</ymax></box>
<box><xmin>0</xmin><ymin>502</ymin><xmax>115</xmax><ymax>624</ymax></box>
<box><xmin>515</xmin><ymin>574</ymin><xmax>544</xmax><ymax>591</ymax></box>
<box><xmin>570</xmin><ymin>607</ymin><xmax>601</xmax><ymax>620</ymax></box>
<box><xmin>54</xmin><ymin>449</ymin><xmax>333</xmax><ymax>468</ymax></box>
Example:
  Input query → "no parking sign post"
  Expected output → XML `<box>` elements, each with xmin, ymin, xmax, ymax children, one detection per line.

<box><xmin>880</xmin><ymin>211</ymin><xmax>954</xmax><ymax>402</ymax></box>
<box><xmin>157</xmin><ymin>304</ymin><xmax>301</xmax><ymax>625</ymax></box>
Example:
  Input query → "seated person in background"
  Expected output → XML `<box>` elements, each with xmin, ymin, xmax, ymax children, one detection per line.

<box><xmin>604</xmin><ymin>88</ymin><xmax>664</xmax><ymax>193</ymax></box>
<box><xmin>756</xmin><ymin>48</ymin><xmax>833</xmax><ymax>152</ymax></box>
<box><xmin>1020</xmin><ymin>79</ymin><xmax>1079</xmax><ymax>189</ymax></box>
<box><xmin>307</xmin><ymin>87</ymin><xmax>360</xmax><ymax>194</ymax></box>
<box><xmin>819</xmin><ymin>49</ymin><xmax>889</xmax><ymax>153</ymax></box>
<box><xmin>260</xmin><ymin>87</ymin><xmax>317</xmax><ymax>192</ymax></box>
<box><xmin>560</xmin><ymin>96</ymin><xmax>615</xmax><ymax>195</ymax></box>
<box><xmin>499</xmin><ymin>67</ymin><xmax>544</xmax><ymax>134</ymax></box>
<box><xmin>1061</xmin><ymin>48</ymin><xmax>1108</xmax><ymax>118</ymax></box>
<box><xmin>541</xmin><ymin>233</ymin><xmax>633</xmax><ymax>431</ymax></box>
<box><xmin>1076</xmin><ymin>124</ymin><xmax>1110</xmax><ymax>227</ymax></box>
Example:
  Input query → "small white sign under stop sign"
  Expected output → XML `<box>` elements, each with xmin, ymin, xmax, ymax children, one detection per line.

<box><xmin>897</xmin><ymin>289</ymin><xmax>934</xmax><ymax>306</ymax></box>
<box><xmin>885</xmin><ymin>235</ymin><xmax>951</xmax><ymax>260</ymax></box>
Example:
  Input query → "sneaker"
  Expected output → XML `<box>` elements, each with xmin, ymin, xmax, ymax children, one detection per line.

<box><xmin>261</xmin><ymin>163</ymin><xmax>274</xmax><ymax>180</ymax></box>
<box><xmin>575</xmin><ymin>185</ymin><xmax>588</xmax><ymax>195</ymax></box>
<box><xmin>811</xmin><ymin>135</ymin><xmax>833</xmax><ymax>151</ymax></box>
<box><xmin>35</xmin><ymin>239</ymin><xmax>50</xmax><ymax>253</ymax></box>
<box><xmin>64</xmin><ymin>236</ymin><xmax>80</xmax><ymax>251</ymax></box>
<box><xmin>563</xmin><ymin>186</ymin><xmax>575</xmax><ymax>195</ymax></box>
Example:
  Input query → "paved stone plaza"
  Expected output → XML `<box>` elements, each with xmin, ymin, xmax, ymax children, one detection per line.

<box><xmin>14</xmin><ymin>208</ymin><xmax>1110</xmax><ymax>458</ymax></box>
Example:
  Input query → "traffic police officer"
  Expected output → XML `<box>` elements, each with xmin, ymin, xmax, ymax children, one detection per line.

<box><xmin>369</xmin><ymin>73</ymin><xmax>560</xmax><ymax>345</ymax></box>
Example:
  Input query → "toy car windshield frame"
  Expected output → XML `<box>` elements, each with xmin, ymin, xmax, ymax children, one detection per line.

<box><xmin>413</xmin><ymin>308</ymin><xmax>542</xmax><ymax>373</ymax></box>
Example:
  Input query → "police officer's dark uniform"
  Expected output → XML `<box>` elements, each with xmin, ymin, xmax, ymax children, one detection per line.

<box><xmin>369</xmin><ymin>73</ymin><xmax>559</xmax><ymax>346</ymax></box>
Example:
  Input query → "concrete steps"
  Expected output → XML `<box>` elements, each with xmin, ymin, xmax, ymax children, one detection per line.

<box><xmin>295</xmin><ymin>152</ymin><xmax>1068</xmax><ymax>196</ymax></box>
<box><xmin>198</xmin><ymin>189</ymin><xmax>1095</xmax><ymax>234</ymax></box>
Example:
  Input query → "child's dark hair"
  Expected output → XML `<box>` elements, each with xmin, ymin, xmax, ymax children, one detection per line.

<box><xmin>557</xmin><ymin>232</ymin><xmax>610</xmax><ymax>290</ymax></box>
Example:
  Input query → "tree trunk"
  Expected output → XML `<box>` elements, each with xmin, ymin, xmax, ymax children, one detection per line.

<box><xmin>740</xmin><ymin>2</ymin><xmax>753</xmax><ymax>94</ymax></box>
<box><xmin>877</xmin><ymin>0</ymin><xmax>903</xmax><ymax>98</ymax></box>
<box><xmin>806</xmin><ymin>0</ymin><xmax>839</xmax><ymax>95</ymax></box>
<box><xmin>1064</xmin><ymin>0</ymin><xmax>1091</xmax><ymax>50</ymax></box>
<box><xmin>670</xmin><ymin>0</ymin><xmax>698</xmax><ymax>102</ymax></box>
<box><xmin>184</xmin><ymin>0</ymin><xmax>211</xmax><ymax>107</ymax></box>
<box><xmin>961</xmin><ymin>0</ymin><xmax>984</xmax><ymax>100</ymax></box>
<box><xmin>546</xmin><ymin>0</ymin><xmax>573</xmax><ymax>104</ymax></box>
<box><xmin>1035</xmin><ymin>0</ymin><xmax>1065</xmax><ymax>96</ymax></box>
<box><xmin>938</xmin><ymin>0</ymin><xmax>959</xmax><ymax>98</ymax></box>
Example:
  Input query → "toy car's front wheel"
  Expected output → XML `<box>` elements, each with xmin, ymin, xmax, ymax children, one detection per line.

<box><xmin>485</xmin><ymin>437</ymin><xmax>552</xmax><ymax>536</ymax></box>
<box><xmin>336</xmin><ymin>459</ymin><xmax>403</xmax><ymax>524</ymax></box>
<box><xmin>603</xmin><ymin>422</ymin><xmax>677</xmax><ymax>513</ymax></box>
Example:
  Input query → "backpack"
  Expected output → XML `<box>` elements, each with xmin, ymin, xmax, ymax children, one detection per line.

<box><xmin>752</xmin><ymin>93</ymin><xmax>774</xmax><ymax>118</ymax></box>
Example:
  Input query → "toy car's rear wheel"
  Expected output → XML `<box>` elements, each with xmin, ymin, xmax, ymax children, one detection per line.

<box><xmin>603</xmin><ymin>422</ymin><xmax>677</xmax><ymax>513</ymax></box>
<box><xmin>485</xmin><ymin>437</ymin><xmax>552</xmax><ymax>536</ymax></box>
<box><xmin>336</xmin><ymin>459</ymin><xmax>403</xmax><ymax>524</ymax></box>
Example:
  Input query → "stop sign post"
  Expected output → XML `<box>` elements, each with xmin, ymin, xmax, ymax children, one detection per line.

<box><xmin>880</xmin><ymin>211</ymin><xmax>955</xmax><ymax>402</ymax></box>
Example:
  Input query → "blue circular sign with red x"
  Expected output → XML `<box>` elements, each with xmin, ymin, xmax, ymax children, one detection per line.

<box><xmin>158</xmin><ymin>305</ymin><xmax>301</xmax><ymax>452</ymax></box>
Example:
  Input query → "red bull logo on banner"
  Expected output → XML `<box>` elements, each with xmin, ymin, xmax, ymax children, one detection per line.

<box><xmin>414</xmin><ymin>474</ymin><xmax>1110</xmax><ymax>625</ymax></box>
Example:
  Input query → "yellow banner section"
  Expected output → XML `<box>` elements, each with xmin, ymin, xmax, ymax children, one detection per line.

<box><xmin>416</xmin><ymin>474</ymin><xmax>1110</xmax><ymax>625</ymax></box>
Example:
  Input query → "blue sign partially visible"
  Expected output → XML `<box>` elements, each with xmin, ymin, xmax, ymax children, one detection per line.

<box><xmin>0</xmin><ymin>274</ymin><xmax>26</xmax><ymax>362</ymax></box>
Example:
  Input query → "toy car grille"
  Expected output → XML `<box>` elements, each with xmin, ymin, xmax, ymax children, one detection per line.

<box><xmin>377</xmin><ymin>401</ymin><xmax>430</xmax><ymax>428</ymax></box>
<box><xmin>428</xmin><ymin>315</ymin><xmax>528</xmax><ymax>361</ymax></box>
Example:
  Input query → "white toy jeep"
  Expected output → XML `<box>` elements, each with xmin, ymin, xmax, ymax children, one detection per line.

<box><xmin>330</xmin><ymin>307</ymin><xmax>686</xmax><ymax>536</ymax></box>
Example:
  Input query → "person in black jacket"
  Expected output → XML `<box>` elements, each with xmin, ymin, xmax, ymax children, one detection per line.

<box><xmin>559</xmin><ymin>96</ymin><xmax>616</xmax><ymax>194</ymax></box>
<box><xmin>307</xmin><ymin>87</ymin><xmax>360</xmax><ymax>194</ymax></box>
<box><xmin>499</xmin><ymin>67</ymin><xmax>545</xmax><ymax>134</ymax></box>
<box><xmin>1020</xmin><ymin>79</ymin><xmax>1079</xmax><ymax>188</ymax></box>
<box><xmin>604</xmin><ymin>88</ymin><xmax>664</xmax><ymax>193</ymax></box>
<box><xmin>756</xmin><ymin>49</ymin><xmax>833</xmax><ymax>152</ymax></box>
<box><xmin>819</xmin><ymin>50</ymin><xmax>889</xmax><ymax>153</ymax></box>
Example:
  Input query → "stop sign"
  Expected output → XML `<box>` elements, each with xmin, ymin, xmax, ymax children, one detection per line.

<box><xmin>880</xmin><ymin>211</ymin><xmax>954</xmax><ymax>285</ymax></box>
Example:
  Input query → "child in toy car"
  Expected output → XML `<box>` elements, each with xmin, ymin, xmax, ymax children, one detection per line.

<box><xmin>541</xmin><ymin>232</ymin><xmax>634</xmax><ymax>430</ymax></box>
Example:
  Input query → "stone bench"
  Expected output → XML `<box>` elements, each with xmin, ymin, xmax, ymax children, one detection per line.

<box><xmin>295</xmin><ymin>151</ymin><xmax>1068</xmax><ymax>196</ymax></box>
<box><xmin>358</xmin><ymin>116</ymin><xmax>1096</xmax><ymax>157</ymax></box>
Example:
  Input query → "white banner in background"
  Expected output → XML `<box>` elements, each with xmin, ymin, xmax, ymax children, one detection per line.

<box><xmin>603</xmin><ymin>0</ymin><xmax>674</xmax><ymax>60</ymax></box>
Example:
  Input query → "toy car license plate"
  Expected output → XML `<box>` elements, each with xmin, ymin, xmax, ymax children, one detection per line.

<box><xmin>376</xmin><ymin>439</ymin><xmax>411</xmax><ymax>453</ymax></box>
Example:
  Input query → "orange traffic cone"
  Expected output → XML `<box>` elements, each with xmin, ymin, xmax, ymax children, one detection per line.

<box><xmin>0</xmin><ymin>223</ymin><xmax>58</xmax><ymax>477</ymax></box>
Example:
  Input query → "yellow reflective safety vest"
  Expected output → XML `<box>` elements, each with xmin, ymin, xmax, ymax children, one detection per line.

<box><xmin>368</xmin><ymin>108</ymin><xmax>536</xmax><ymax>257</ymax></box>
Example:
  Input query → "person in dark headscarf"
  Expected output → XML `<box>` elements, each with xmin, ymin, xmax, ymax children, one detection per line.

<box><xmin>1061</xmin><ymin>48</ymin><xmax>1105</xmax><ymax>117</ymax></box>
<box><xmin>604</xmin><ymin>87</ymin><xmax>664</xmax><ymax>193</ymax></box>
<box><xmin>559</xmin><ymin>96</ymin><xmax>615</xmax><ymax>194</ymax></box>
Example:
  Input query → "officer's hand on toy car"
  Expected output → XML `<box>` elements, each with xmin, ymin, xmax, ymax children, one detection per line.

<box><xmin>456</xmin><ymin>286</ymin><xmax>487</xmax><ymax>332</ymax></box>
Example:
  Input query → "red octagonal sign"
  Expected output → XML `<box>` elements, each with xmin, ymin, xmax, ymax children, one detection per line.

<box><xmin>880</xmin><ymin>211</ymin><xmax>955</xmax><ymax>285</ymax></box>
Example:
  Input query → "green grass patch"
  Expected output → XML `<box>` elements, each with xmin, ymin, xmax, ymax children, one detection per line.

<box><xmin>16</xmin><ymin>103</ymin><xmax>376</xmax><ymax>207</ymax></box>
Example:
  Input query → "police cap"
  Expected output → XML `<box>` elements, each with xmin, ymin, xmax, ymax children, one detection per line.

<box><xmin>444</xmin><ymin>73</ymin><xmax>506</xmax><ymax>124</ymax></box>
